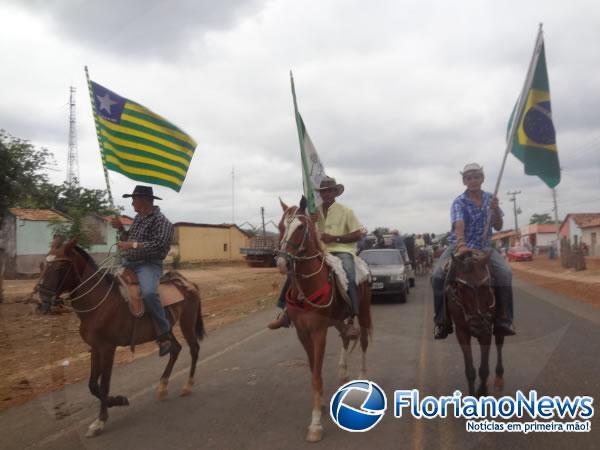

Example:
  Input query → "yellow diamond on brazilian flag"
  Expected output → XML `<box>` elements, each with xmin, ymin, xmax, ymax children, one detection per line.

<box><xmin>508</xmin><ymin>39</ymin><xmax>560</xmax><ymax>188</ymax></box>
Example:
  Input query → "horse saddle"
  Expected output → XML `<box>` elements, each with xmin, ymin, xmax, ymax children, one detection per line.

<box><xmin>115</xmin><ymin>267</ymin><xmax>187</xmax><ymax>318</ymax></box>
<box><xmin>324</xmin><ymin>253</ymin><xmax>371</xmax><ymax>307</ymax></box>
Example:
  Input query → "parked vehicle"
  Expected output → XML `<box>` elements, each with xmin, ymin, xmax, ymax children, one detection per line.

<box><xmin>240</xmin><ymin>235</ymin><xmax>278</xmax><ymax>267</ymax></box>
<box><xmin>506</xmin><ymin>246</ymin><xmax>533</xmax><ymax>262</ymax></box>
<box><xmin>360</xmin><ymin>249</ymin><xmax>410</xmax><ymax>303</ymax></box>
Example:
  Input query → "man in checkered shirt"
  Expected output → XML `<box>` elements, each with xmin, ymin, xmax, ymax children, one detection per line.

<box><xmin>431</xmin><ymin>164</ymin><xmax>516</xmax><ymax>340</ymax></box>
<box><xmin>112</xmin><ymin>185</ymin><xmax>174</xmax><ymax>356</ymax></box>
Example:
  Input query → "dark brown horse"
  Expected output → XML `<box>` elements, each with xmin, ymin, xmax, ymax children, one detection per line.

<box><xmin>37</xmin><ymin>240</ymin><xmax>205</xmax><ymax>437</ymax></box>
<box><xmin>445</xmin><ymin>250</ymin><xmax>504</xmax><ymax>397</ymax></box>
<box><xmin>276</xmin><ymin>198</ymin><xmax>372</xmax><ymax>442</ymax></box>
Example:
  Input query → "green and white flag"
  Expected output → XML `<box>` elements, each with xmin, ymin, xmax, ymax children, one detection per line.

<box><xmin>290</xmin><ymin>72</ymin><xmax>327</xmax><ymax>214</ymax></box>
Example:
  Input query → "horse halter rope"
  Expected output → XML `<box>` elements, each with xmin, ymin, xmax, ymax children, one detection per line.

<box><xmin>38</xmin><ymin>250</ymin><xmax>117</xmax><ymax>314</ymax></box>
<box><xmin>276</xmin><ymin>209</ymin><xmax>325</xmax><ymax>278</ymax></box>
<box><xmin>276</xmin><ymin>208</ymin><xmax>333</xmax><ymax>308</ymax></box>
<box><xmin>446</xmin><ymin>262</ymin><xmax>495</xmax><ymax>325</ymax></box>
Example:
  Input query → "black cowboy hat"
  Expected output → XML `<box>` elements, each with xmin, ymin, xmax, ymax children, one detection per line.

<box><xmin>314</xmin><ymin>177</ymin><xmax>344</xmax><ymax>197</ymax></box>
<box><xmin>122</xmin><ymin>185</ymin><xmax>162</xmax><ymax>200</ymax></box>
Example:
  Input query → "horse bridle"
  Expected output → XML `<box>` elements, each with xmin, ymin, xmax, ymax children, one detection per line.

<box><xmin>38</xmin><ymin>251</ymin><xmax>117</xmax><ymax>313</ymax></box>
<box><xmin>276</xmin><ymin>209</ymin><xmax>333</xmax><ymax>308</ymax></box>
<box><xmin>446</xmin><ymin>264</ymin><xmax>495</xmax><ymax>324</ymax></box>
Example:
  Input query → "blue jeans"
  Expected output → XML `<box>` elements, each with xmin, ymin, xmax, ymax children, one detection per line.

<box><xmin>431</xmin><ymin>245</ymin><xmax>513</xmax><ymax>327</ymax></box>
<box><xmin>123</xmin><ymin>259</ymin><xmax>170</xmax><ymax>337</ymax></box>
<box><xmin>331</xmin><ymin>252</ymin><xmax>359</xmax><ymax>316</ymax></box>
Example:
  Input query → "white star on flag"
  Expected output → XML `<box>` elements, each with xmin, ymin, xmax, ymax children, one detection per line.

<box><xmin>96</xmin><ymin>92</ymin><xmax>117</xmax><ymax>114</ymax></box>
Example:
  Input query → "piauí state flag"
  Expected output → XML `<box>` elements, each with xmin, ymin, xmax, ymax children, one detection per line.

<box><xmin>291</xmin><ymin>73</ymin><xmax>327</xmax><ymax>214</ymax></box>
<box><xmin>508</xmin><ymin>32</ymin><xmax>560</xmax><ymax>188</ymax></box>
<box><xmin>88</xmin><ymin>79</ymin><xmax>197</xmax><ymax>192</ymax></box>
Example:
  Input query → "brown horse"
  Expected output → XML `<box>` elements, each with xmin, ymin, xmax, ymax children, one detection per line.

<box><xmin>36</xmin><ymin>240</ymin><xmax>205</xmax><ymax>437</ymax></box>
<box><xmin>276</xmin><ymin>198</ymin><xmax>372</xmax><ymax>442</ymax></box>
<box><xmin>445</xmin><ymin>251</ymin><xmax>504</xmax><ymax>397</ymax></box>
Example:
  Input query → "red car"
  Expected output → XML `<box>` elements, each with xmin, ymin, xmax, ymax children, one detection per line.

<box><xmin>506</xmin><ymin>246</ymin><xmax>533</xmax><ymax>262</ymax></box>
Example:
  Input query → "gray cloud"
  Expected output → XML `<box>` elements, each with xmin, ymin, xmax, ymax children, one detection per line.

<box><xmin>8</xmin><ymin>0</ymin><xmax>266</xmax><ymax>60</ymax></box>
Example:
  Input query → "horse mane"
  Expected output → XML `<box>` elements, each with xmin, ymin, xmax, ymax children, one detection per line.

<box><xmin>73</xmin><ymin>245</ymin><xmax>99</xmax><ymax>270</ymax></box>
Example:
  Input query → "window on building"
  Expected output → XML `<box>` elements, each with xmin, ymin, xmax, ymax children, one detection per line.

<box><xmin>223</xmin><ymin>243</ymin><xmax>228</xmax><ymax>252</ymax></box>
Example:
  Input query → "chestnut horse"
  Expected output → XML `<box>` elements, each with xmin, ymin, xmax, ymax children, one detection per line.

<box><xmin>445</xmin><ymin>251</ymin><xmax>504</xmax><ymax>396</ymax></box>
<box><xmin>37</xmin><ymin>240</ymin><xmax>205</xmax><ymax>437</ymax></box>
<box><xmin>276</xmin><ymin>198</ymin><xmax>372</xmax><ymax>442</ymax></box>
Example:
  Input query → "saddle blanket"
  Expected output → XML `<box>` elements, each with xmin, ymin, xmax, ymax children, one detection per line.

<box><xmin>324</xmin><ymin>253</ymin><xmax>371</xmax><ymax>306</ymax></box>
<box><xmin>115</xmin><ymin>268</ymin><xmax>188</xmax><ymax>318</ymax></box>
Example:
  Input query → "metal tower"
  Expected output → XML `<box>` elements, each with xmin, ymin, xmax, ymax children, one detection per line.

<box><xmin>67</xmin><ymin>86</ymin><xmax>80</xmax><ymax>184</ymax></box>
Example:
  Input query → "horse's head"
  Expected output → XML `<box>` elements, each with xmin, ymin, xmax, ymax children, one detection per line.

<box><xmin>37</xmin><ymin>239</ymin><xmax>87</xmax><ymax>304</ymax></box>
<box><xmin>275</xmin><ymin>196</ymin><xmax>320</xmax><ymax>274</ymax></box>
<box><xmin>447</xmin><ymin>250</ymin><xmax>495</xmax><ymax>338</ymax></box>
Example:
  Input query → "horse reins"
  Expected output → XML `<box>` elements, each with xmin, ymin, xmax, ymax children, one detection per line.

<box><xmin>446</xmin><ymin>263</ymin><xmax>495</xmax><ymax>323</ymax></box>
<box><xmin>276</xmin><ymin>209</ymin><xmax>334</xmax><ymax>308</ymax></box>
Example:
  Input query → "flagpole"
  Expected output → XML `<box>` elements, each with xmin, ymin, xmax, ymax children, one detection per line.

<box><xmin>290</xmin><ymin>71</ymin><xmax>316</xmax><ymax>214</ymax></box>
<box><xmin>482</xmin><ymin>23</ymin><xmax>544</xmax><ymax>245</ymax></box>
<box><xmin>84</xmin><ymin>66</ymin><xmax>115</xmax><ymax>210</ymax></box>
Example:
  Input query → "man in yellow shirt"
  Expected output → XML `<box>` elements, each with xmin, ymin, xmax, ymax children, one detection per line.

<box><xmin>268</xmin><ymin>177</ymin><xmax>364</xmax><ymax>339</ymax></box>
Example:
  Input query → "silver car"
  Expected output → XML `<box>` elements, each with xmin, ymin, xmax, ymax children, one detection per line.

<box><xmin>360</xmin><ymin>248</ymin><xmax>410</xmax><ymax>303</ymax></box>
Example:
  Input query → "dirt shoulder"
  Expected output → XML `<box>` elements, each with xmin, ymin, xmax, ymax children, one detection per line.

<box><xmin>511</xmin><ymin>256</ymin><xmax>600</xmax><ymax>308</ymax></box>
<box><xmin>0</xmin><ymin>263</ymin><xmax>284</xmax><ymax>412</ymax></box>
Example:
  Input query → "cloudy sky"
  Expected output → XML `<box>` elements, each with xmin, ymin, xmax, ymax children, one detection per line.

<box><xmin>2</xmin><ymin>0</ymin><xmax>599</xmax><ymax>234</ymax></box>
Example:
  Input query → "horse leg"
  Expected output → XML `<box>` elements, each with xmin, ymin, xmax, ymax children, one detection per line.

<box><xmin>86</xmin><ymin>345</ymin><xmax>117</xmax><ymax>437</ymax></box>
<box><xmin>306</xmin><ymin>329</ymin><xmax>327</xmax><ymax>443</ymax></box>
<box><xmin>179</xmin><ymin>316</ymin><xmax>200</xmax><ymax>397</ymax></box>
<box><xmin>158</xmin><ymin>334</ymin><xmax>182</xmax><ymax>400</ymax></box>
<box><xmin>358</xmin><ymin>326</ymin><xmax>369</xmax><ymax>379</ymax></box>
<box><xmin>476</xmin><ymin>335</ymin><xmax>491</xmax><ymax>397</ymax></box>
<box><xmin>334</xmin><ymin>323</ymin><xmax>350</xmax><ymax>385</ymax></box>
<box><xmin>493</xmin><ymin>334</ymin><xmax>505</xmax><ymax>392</ymax></box>
<box><xmin>456</xmin><ymin>329</ymin><xmax>476</xmax><ymax>396</ymax></box>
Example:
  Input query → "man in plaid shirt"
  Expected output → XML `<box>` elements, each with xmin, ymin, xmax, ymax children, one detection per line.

<box><xmin>112</xmin><ymin>185</ymin><xmax>174</xmax><ymax>356</ymax></box>
<box><xmin>431</xmin><ymin>163</ymin><xmax>516</xmax><ymax>340</ymax></box>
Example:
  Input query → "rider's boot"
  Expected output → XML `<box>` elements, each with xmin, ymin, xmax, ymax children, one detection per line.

<box><xmin>267</xmin><ymin>309</ymin><xmax>291</xmax><ymax>329</ymax></box>
<box><xmin>157</xmin><ymin>332</ymin><xmax>172</xmax><ymax>357</ymax></box>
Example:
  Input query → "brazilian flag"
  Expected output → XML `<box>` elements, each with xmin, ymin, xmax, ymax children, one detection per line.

<box><xmin>508</xmin><ymin>35</ymin><xmax>560</xmax><ymax>188</ymax></box>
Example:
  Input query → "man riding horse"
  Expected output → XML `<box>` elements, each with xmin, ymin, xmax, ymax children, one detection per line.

<box><xmin>112</xmin><ymin>185</ymin><xmax>174</xmax><ymax>356</ymax></box>
<box><xmin>431</xmin><ymin>163</ymin><xmax>516</xmax><ymax>339</ymax></box>
<box><xmin>268</xmin><ymin>177</ymin><xmax>365</xmax><ymax>339</ymax></box>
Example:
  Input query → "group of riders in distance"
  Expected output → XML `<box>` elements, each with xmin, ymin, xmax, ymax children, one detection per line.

<box><xmin>35</xmin><ymin>161</ymin><xmax>516</xmax><ymax>440</ymax></box>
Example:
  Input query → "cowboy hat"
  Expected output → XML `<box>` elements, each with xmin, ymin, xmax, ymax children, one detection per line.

<box><xmin>314</xmin><ymin>177</ymin><xmax>344</xmax><ymax>197</ymax></box>
<box><xmin>460</xmin><ymin>163</ymin><xmax>484</xmax><ymax>176</ymax></box>
<box><xmin>122</xmin><ymin>185</ymin><xmax>162</xmax><ymax>200</ymax></box>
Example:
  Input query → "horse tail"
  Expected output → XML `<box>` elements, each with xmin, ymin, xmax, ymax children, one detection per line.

<box><xmin>358</xmin><ymin>282</ymin><xmax>373</xmax><ymax>337</ymax></box>
<box><xmin>189</xmin><ymin>281</ymin><xmax>206</xmax><ymax>341</ymax></box>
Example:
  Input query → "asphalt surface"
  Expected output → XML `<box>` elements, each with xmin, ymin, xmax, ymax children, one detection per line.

<box><xmin>1</xmin><ymin>276</ymin><xmax>598</xmax><ymax>450</ymax></box>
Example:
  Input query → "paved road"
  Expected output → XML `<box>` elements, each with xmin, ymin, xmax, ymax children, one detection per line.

<box><xmin>1</xmin><ymin>276</ymin><xmax>598</xmax><ymax>450</ymax></box>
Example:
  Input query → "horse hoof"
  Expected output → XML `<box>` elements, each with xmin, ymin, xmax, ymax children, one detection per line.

<box><xmin>494</xmin><ymin>378</ymin><xmax>504</xmax><ymax>392</ymax></box>
<box><xmin>85</xmin><ymin>419</ymin><xmax>105</xmax><ymax>438</ymax></box>
<box><xmin>157</xmin><ymin>383</ymin><xmax>168</xmax><ymax>400</ymax></box>
<box><xmin>180</xmin><ymin>387</ymin><xmax>192</xmax><ymax>397</ymax></box>
<box><xmin>306</xmin><ymin>426</ymin><xmax>323</xmax><ymax>442</ymax></box>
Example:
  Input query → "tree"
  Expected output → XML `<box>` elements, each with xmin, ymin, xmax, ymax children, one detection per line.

<box><xmin>0</xmin><ymin>130</ymin><xmax>52</xmax><ymax>302</ymax></box>
<box><xmin>529</xmin><ymin>213</ymin><xmax>553</xmax><ymax>225</ymax></box>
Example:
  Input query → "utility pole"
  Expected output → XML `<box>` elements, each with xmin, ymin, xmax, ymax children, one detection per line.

<box><xmin>67</xmin><ymin>86</ymin><xmax>80</xmax><ymax>184</ymax></box>
<box><xmin>260</xmin><ymin>206</ymin><xmax>266</xmax><ymax>240</ymax></box>
<box><xmin>552</xmin><ymin>188</ymin><xmax>561</xmax><ymax>256</ymax></box>
<box><xmin>231</xmin><ymin>166</ymin><xmax>235</xmax><ymax>224</ymax></box>
<box><xmin>507</xmin><ymin>190</ymin><xmax>522</xmax><ymax>234</ymax></box>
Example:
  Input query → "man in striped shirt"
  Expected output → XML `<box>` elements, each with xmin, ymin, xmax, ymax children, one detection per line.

<box><xmin>431</xmin><ymin>164</ymin><xmax>516</xmax><ymax>339</ymax></box>
<box><xmin>112</xmin><ymin>185</ymin><xmax>174</xmax><ymax>356</ymax></box>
